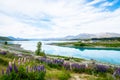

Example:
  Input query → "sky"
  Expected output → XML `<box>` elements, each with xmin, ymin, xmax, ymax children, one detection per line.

<box><xmin>0</xmin><ymin>0</ymin><xmax>120</xmax><ymax>38</ymax></box>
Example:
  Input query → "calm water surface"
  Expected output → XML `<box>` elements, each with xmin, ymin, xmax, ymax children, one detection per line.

<box><xmin>9</xmin><ymin>41</ymin><xmax>120</xmax><ymax>65</ymax></box>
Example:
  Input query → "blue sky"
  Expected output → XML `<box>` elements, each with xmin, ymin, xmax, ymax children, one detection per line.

<box><xmin>0</xmin><ymin>0</ymin><xmax>120</xmax><ymax>38</ymax></box>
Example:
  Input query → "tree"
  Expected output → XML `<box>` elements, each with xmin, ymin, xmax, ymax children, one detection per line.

<box><xmin>35</xmin><ymin>42</ymin><xmax>42</xmax><ymax>55</ymax></box>
<box><xmin>80</xmin><ymin>43</ymin><xmax>85</xmax><ymax>46</ymax></box>
<box><xmin>35</xmin><ymin>42</ymin><xmax>45</xmax><ymax>56</ymax></box>
<box><xmin>4</xmin><ymin>41</ymin><xmax>8</xmax><ymax>45</ymax></box>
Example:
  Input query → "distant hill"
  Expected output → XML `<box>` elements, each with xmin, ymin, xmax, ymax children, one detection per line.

<box><xmin>8</xmin><ymin>36</ymin><xmax>28</xmax><ymax>41</ymax></box>
<box><xmin>64</xmin><ymin>32</ymin><xmax>120</xmax><ymax>39</ymax></box>
<box><xmin>29</xmin><ymin>33</ymin><xmax>120</xmax><ymax>41</ymax></box>
<box><xmin>0</xmin><ymin>36</ymin><xmax>12</xmax><ymax>41</ymax></box>
<box><xmin>0</xmin><ymin>36</ymin><xmax>28</xmax><ymax>41</ymax></box>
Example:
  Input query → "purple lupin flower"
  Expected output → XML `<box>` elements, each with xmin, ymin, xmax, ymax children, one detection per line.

<box><xmin>6</xmin><ymin>67</ymin><xmax>10</xmax><ymax>75</ymax></box>
<box><xmin>41</xmin><ymin>65</ymin><xmax>45</xmax><ymax>71</ymax></box>
<box><xmin>63</xmin><ymin>62</ymin><xmax>71</xmax><ymax>70</ymax></box>
<box><xmin>113</xmin><ymin>68</ymin><xmax>120</xmax><ymax>77</ymax></box>
<box><xmin>53</xmin><ymin>59</ymin><xmax>64</xmax><ymax>66</ymax></box>
<box><xmin>46</xmin><ymin>59</ymin><xmax>52</xmax><ymax>64</ymax></box>
<box><xmin>2</xmin><ymin>69</ymin><xmax>4</xmax><ymax>75</ymax></box>
<box><xmin>37</xmin><ymin>66</ymin><xmax>41</xmax><ymax>72</ymax></box>
<box><xmin>0</xmin><ymin>51</ymin><xmax>7</xmax><ymax>55</ymax></box>
<box><xmin>33</xmin><ymin>65</ymin><xmax>37</xmax><ymax>72</ymax></box>
<box><xmin>30</xmin><ymin>67</ymin><xmax>33</xmax><ymax>72</ymax></box>
<box><xmin>8</xmin><ymin>62</ymin><xmax>12</xmax><ymax>72</ymax></box>
<box><xmin>13</xmin><ymin>63</ymin><xmax>18</xmax><ymax>73</ymax></box>
<box><xmin>39</xmin><ymin>57</ymin><xmax>46</xmax><ymax>63</ymax></box>
<box><xmin>95</xmin><ymin>64</ymin><xmax>109</xmax><ymax>73</ymax></box>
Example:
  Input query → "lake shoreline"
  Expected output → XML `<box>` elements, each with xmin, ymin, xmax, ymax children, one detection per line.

<box><xmin>49</xmin><ymin>43</ymin><xmax>120</xmax><ymax>51</ymax></box>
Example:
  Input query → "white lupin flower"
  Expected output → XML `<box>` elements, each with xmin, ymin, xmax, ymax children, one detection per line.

<box><xmin>18</xmin><ymin>58</ymin><xmax>21</xmax><ymax>65</ymax></box>
<box><xmin>12</xmin><ymin>58</ymin><xmax>15</xmax><ymax>64</ymax></box>
<box><xmin>9</xmin><ymin>61</ymin><xmax>12</xmax><ymax>67</ymax></box>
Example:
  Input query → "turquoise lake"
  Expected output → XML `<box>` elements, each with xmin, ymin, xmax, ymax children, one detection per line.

<box><xmin>9</xmin><ymin>41</ymin><xmax>120</xmax><ymax>65</ymax></box>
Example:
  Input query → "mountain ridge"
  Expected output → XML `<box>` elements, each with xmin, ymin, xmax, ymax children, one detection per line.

<box><xmin>64</xmin><ymin>32</ymin><xmax>120</xmax><ymax>39</ymax></box>
<box><xmin>1</xmin><ymin>32</ymin><xmax>120</xmax><ymax>41</ymax></box>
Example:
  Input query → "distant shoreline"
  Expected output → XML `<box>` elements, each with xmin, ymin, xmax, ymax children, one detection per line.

<box><xmin>66</xmin><ymin>46</ymin><xmax>120</xmax><ymax>51</ymax></box>
<box><xmin>51</xmin><ymin>44</ymin><xmax>120</xmax><ymax>51</ymax></box>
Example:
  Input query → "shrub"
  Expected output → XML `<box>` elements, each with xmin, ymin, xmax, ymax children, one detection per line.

<box><xmin>4</xmin><ymin>41</ymin><xmax>8</xmax><ymax>45</ymax></box>
<box><xmin>35</xmin><ymin>42</ymin><xmax>46</xmax><ymax>56</ymax></box>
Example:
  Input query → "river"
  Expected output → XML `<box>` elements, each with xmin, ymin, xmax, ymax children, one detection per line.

<box><xmin>9</xmin><ymin>41</ymin><xmax>120</xmax><ymax>65</ymax></box>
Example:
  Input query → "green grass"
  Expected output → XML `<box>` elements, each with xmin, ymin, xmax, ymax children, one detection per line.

<box><xmin>46</xmin><ymin>69</ymin><xmax>70</xmax><ymax>80</ymax></box>
<box><xmin>78</xmin><ymin>73</ymin><xmax>114</xmax><ymax>80</ymax></box>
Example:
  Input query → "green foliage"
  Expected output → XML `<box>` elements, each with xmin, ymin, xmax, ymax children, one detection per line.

<box><xmin>35</xmin><ymin>42</ymin><xmax>42</xmax><ymax>55</ymax></box>
<box><xmin>0</xmin><ymin>58</ymin><xmax>8</xmax><ymax>66</ymax></box>
<box><xmin>52</xmin><ymin>40</ymin><xmax>120</xmax><ymax>48</ymax></box>
<box><xmin>4</xmin><ymin>41</ymin><xmax>8</xmax><ymax>45</ymax></box>
<box><xmin>47</xmin><ymin>63</ymin><xmax>62</xmax><ymax>69</ymax></box>
<box><xmin>35</xmin><ymin>42</ymin><xmax>45</xmax><ymax>56</ymax></box>
<box><xmin>0</xmin><ymin>36</ymin><xmax>12</xmax><ymax>41</ymax></box>
<box><xmin>80</xmin><ymin>43</ymin><xmax>86</xmax><ymax>46</ymax></box>
<box><xmin>39</xmin><ymin>51</ymin><xmax>46</xmax><ymax>56</ymax></box>
<box><xmin>74</xmin><ymin>42</ymin><xmax>86</xmax><ymax>47</ymax></box>
<box><xmin>58</xmin><ymin>71</ymin><xmax>71</xmax><ymax>80</ymax></box>
<box><xmin>0</xmin><ymin>66</ymin><xmax>46</xmax><ymax>80</ymax></box>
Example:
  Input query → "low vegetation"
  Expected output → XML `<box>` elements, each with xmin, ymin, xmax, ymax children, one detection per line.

<box><xmin>50</xmin><ymin>40</ymin><xmax>120</xmax><ymax>49</ymax></box>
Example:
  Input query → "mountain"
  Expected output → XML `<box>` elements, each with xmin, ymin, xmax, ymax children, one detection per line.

<box><xmin>8</xmin><ymin>36</ymin><xmax>18</xmax><ymax>40</ymax></box>
<box><xmin>94</xmin><ymin>33</ymin><xmax>120</xmax><ymax>38</ymax></box>
<box><xmin>8</xmin><ymin>36</ymin><xmax>28</xmax><ymax>41</ymax></box>
<box><xmin>0</xmin><ymin>36</ymin><xmax>12</xmax><ymax>41</ymax></box>
<box><xmin>28</xmin><ymin>38</ymin><xmax>64</xmax><ymax>41</ymax></box>
<box><xmin>64</xmin><ymin>32</ymin><xmax>120</xmax><ymax>39</ymax></box>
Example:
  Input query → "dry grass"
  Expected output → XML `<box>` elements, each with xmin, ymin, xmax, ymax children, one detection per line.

<box><xmin>46</xmin><ymin>69</ymin><xmax>70</xmax><ymax>80</ymax></box>
<box><xmin>69</xmin><ymin>73</ymin><xmax>99</xmax><ymax>80</ymax></box>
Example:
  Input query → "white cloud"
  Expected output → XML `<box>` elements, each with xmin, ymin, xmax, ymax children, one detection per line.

<box><xmin>86</xmin><ymin>0</ymin><xmax>105</xmax><ymax>6</ymax></box>
<box><xmin>100</xmin><ymin>0</ymin><xmax>119</xmax><ymax>7</ymax></box>
<box><xmin>0</xmin><ymin>0</ymin><xmax>120</xmax><ymax>38</ymax></box>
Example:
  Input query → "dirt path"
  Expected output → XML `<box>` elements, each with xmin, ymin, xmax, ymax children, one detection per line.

<box><xmin>69</xmin><ymin>74</ymin><xmax>82</xmax><ymax>80</ymax></box>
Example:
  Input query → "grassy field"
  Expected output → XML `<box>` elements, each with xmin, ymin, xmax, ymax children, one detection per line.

<box><xmin>0</xmin><ymin>51</ymin><xmax>116</xmax><ymax>80</ymax></box>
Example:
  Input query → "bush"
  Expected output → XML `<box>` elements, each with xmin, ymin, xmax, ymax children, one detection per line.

<box><xmin>35</xmin><ymin>42</ymin><xmax>46</xmax><ymax>56</ymax></box>
<box><xmin>4</xmin><ymin>41</ymin><xmax>8</xmax><ymax>45</ymax></box>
